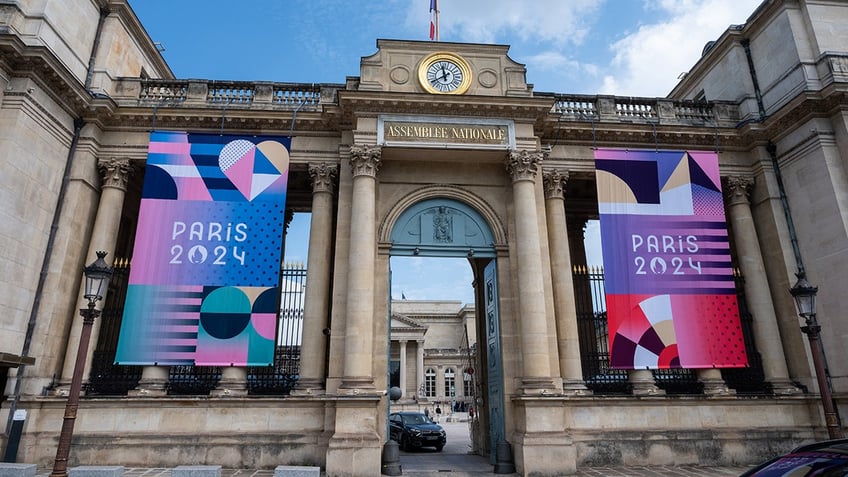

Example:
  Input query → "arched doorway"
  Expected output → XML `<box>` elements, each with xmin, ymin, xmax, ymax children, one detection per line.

<box><xmin>387</xmin><ymin>197</ymin><xmax>505</xmax><ymax>464</ymax></box>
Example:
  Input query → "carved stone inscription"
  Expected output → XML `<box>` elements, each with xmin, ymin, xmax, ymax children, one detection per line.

<box><xmin>383</xmin><ymin>120</ymin><xmax>510</xmax><ymax>146</ymax></box>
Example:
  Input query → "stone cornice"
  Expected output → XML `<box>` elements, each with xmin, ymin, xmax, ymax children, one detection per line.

<box><xmin>0</xmin><ymin>34</ymin><xmax>91</xmax><ymax>118</ymax></box>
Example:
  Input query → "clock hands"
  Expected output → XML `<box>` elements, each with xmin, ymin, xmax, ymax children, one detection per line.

<box><xmin>434</xmin><ymin>63</ymin><xmax>452</xmax><ymax>84</ymax></box>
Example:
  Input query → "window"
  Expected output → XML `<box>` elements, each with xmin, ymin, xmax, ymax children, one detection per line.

<box><xmin>463</xmin><ymin>369</ymin><xmax>473</xmax><ymax>397</ymax></box>
<box><xmin>444</xmin><ymin>367</ymin><xmax>455</xmax><ymax>398</ymax></box>
<box><xmin>389</xmin><ymin>360</ymin><xmax>400</xmax><ymax>388</ymax></box>
<box><xmin>425</xmin><ymin>368</ymin><xmax>436</xmax><ymax>398</ymax></box>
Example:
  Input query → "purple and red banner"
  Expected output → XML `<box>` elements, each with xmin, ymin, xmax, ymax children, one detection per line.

<box><xmin>594</xmin><ymin>148</ymin><xmax>747</xmax><ymax>369</ymax></box>
<box><xmin>115</xmin><ymin>131</ymin><xmax>290</xmax><ymax>366</ymax></box>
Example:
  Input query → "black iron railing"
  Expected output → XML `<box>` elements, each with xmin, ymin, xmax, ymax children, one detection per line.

<box><xmin>88</xmin><ymin>261</ymin><xmax>306</xmax><ymax>396</ymax></box>
<box><xmin>87</xmin><ymin>259</ymin><xmax>142</xmax><ymax>396</ymax></box>
<box><xmin>572</xmin><ymin>265</ymin><xmax>769</xmax><ymax>395</ymax></box>
<box><xmin>573</xmin><ymin>266</ymin><xmax>630</xmax><ymax>394</ymax></box>
<box><xmin>720</xmin><ymin>271</ymin><xmax>771</xmax><ymax>395</ymax></box>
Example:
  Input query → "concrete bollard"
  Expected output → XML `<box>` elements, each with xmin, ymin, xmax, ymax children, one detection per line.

<box><xmin>273</xmin><ymin>465</ymin><xmax>321</xmax><ymax>477</ymax></box>
<box><xmin>171</xmin><ymin>466</ymin><xmax>222</xmax><ymax>477</ymax></box>
<box><xmin>69</xmin><ymin>466</ymin><xmax>124</xmax><ymax>477</ymax></box>
<box><xmin>0</xmin><ymin>463</ymin><xmax>36</xmax><ymax>477</ymax></box>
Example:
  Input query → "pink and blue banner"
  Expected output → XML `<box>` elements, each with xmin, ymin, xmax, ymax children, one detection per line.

<box><xmin>594</xmin><ymin>148</ymin><xmax>747</xmax><ymax>369</ymax></box>
<box><xmin>115</xmin><ymin>131</ymin><xmax>290</xmax><ymax>366</ymax></box>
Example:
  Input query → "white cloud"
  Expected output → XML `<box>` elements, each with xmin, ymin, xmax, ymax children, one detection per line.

<box><xmin>601</xmin><ymin>0</ymin><xmax>762</xmax><ymax>96</ymax></box>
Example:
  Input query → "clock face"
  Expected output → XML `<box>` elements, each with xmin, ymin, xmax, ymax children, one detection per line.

<box><xmin>426</xmin><ymin>60</ymin><xmax>463</xmax><ymax>93</ymax></box>
<box><xmin>418</xmin><ymin>52</ymin><xmax>472</xmax><ymax>95</ymax></box>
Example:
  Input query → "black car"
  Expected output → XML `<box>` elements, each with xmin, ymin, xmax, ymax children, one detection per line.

<box><xmin>740</xmin><ymin>439</ymin><xmax>848</xmax><ymax>476</ymax></box>
<box><xmin>389</xmin><ymin>411</ymin><xmax>446</xmax><ymax>451</ymax></box>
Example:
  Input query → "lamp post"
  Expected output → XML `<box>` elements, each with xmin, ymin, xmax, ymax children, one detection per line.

<box><xmin>789</xmin><ymin>272</ymin><xmax>843</xmax><ymax>439</ymax></box>
<box><xmin>50</xmin><ymin>251</ymin><xmax>113</xmax><ymax>477</ymax></box>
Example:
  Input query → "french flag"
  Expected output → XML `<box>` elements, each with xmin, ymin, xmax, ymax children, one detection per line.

<box><xmin>429</xmin><ymin>0</ymin><xmax>438</xmax><ymax>41</ymax></box>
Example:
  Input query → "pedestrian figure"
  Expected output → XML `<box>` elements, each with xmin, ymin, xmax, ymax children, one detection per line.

<box><xmin>435</xmin><ymin>405</ymin><xmax>442</xmax><ymax>422</ymax></box>
<box><xmin>424</xmin><ymin>407</ymin><xmax>430</xmax><ymax>419</ymax></box>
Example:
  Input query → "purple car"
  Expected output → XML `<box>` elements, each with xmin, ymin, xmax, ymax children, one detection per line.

<box><xmin>740</xmin><ymin>439</ymin><xmax>848</xmax><ymax>476</ymax></box>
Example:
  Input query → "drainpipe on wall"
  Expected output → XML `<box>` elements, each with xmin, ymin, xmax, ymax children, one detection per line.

<box><xmin>3</xmin><ymin>7</ymin><xmax>109</xmax><ymax>455</ymax></box>
<box><xmin>742</xmin><ymin>37</ymin><xmax>838</xmax><ymax>417</ymax></box>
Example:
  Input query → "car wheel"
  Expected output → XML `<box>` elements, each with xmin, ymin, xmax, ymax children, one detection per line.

<box><xmin>400</xmin><ymin>436</ymin><xmax>409</xmax><ymax>451</ymax></box>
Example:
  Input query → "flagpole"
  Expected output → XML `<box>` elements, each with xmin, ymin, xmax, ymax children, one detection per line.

<box><xmin>435</xmin><ymin>0</ymin><xmax>439</xmax><ymax>41</ymax></box>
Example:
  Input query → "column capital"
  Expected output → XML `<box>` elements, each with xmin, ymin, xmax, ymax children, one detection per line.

<box><xmin>505</xmin><ymin>149</ymin><xmax>545</xmax><ymax>183</ymax></box>
<box><xmin>349</xmin><ymin>145</ymin><xmax>382</xmax><ymax>178</ymax></box>
<box><xmin>723</xmin><ymin>175</ymin><xmax>754</xmax><ymax>205</ymax></box>
<box><xmin>97</xmin><ymin>158</ymin><xmax>132</xmax><ymax>191</ymax></box>
<box><xmin>308</xmin><ymin>162</ymin><xmax>338</xmax><ymax>194</ymax></box>
<box><xmin>543</xmin><ymin>169</ymin><xmax>569</xmax><ymax>200</ymax></box>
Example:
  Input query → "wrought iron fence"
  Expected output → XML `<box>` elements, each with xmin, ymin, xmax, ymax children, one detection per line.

<box><xmin>247</xmin><ymin>262</ymin><xmax>306</xmax><ymax>396</ymax></box>
<box><xmin>167</xmin><ymin>365</ymin><xmax>221</xmax><ymax>395</ymax></box>
<box><xmin>720</xmin><ymin>271</ymin><xmax>771</xmax><ymax>395</ymax></box>
<box><xmin>87</xmin><ymin>258</ymin><xmax>142</xmax><ymax>396</ymax></box>
<box><xmin>572</xmin><ymin>264</ymin><xmax>769</xmax><ymax>395</ymax></box>
<box><xmin>573</xmin><ymin>265</ymin><xmax>630</xmax><ymax>394</ymax></box>
<box><xmin>88</xmin><ymin>261</ymin><xmax>306</xmax><ymax>396</ymax></box>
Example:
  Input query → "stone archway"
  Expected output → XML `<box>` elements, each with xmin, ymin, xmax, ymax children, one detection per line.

<box><xmin>386</xmin><ymin>196</ymin><xmax>506</xmax><ymax>462</ymax></box>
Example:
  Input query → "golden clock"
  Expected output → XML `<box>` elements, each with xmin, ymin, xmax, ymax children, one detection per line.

<box><xmin>418</xmin><ymin>52</ymin><xmax>472</xmax><ymax>95</ymax></box>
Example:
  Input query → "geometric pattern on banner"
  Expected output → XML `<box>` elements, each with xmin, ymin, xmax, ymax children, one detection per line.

<box><xmin>115</xmin><ymin>131</ymin><xmax>290</xmax><ymax>366</ymax></box>
<box><xmin>594</xmin><ymin>148</ymin><xmax>747</xmax><ymax>369</ymax></box>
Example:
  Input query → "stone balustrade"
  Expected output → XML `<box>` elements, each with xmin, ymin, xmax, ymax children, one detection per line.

<box><xmin>114</xmin><ymin>78</ymin><xmax>335</xmax><ymax>111</ymax></box>
<box><xmin>111</xmin><ymin>77</ymin><xmax>740</xmax><ymax>126</ymax></box>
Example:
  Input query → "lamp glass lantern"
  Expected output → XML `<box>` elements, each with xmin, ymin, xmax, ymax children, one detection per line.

<box><xmin>789</xmin><ymin>273</ymin><xmax>817</xmax><ymax>319</ymax></box>
<box><xmin>82</xmin><ymin>251</ymin><xmax>113</xmax><ymax>302</ymax></box>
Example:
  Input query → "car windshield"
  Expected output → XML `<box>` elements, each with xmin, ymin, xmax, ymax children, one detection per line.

<box><xmin>404</xmin><ymin>414</ymin><xmax>430</xmax><ymax>425</ymax></box>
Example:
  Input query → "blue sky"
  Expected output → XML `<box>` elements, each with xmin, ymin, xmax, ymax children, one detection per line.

<box><xmin>129</xmin><ymin>0</ymin><xmax>763</xmax><ymax>303</ymax></box>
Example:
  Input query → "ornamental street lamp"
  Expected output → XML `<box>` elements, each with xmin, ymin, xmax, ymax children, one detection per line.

<box><xmin>789</xmin><ymin>272</ymin><xmax>843</xmax><ymax>439</ymax></box>
<box><xmin>50</xmin><ymin>251</ymin><xmax>113</xmax><ymax>477</ymax></box>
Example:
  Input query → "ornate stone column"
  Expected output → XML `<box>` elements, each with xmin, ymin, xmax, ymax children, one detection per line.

<box><xmin>543</xmin><ymin>169</ymin><xmax>589</xmax><ymax>395</ymax></box>
<box><xmin>724</xmin><ymin>175</ymin><xmax>796</xmax><ymax>394</ymax></box>
<box><xmin>417</xmin><ymin>339</ymin><xmax>425</xmax><ymax>399</ymax></box>
<box><xmin>399</xmin><ymin>340</ymin><xmax>407</xmax><ymax>397</ymax></box>
<box><xmin>505</xmin><ymin>150</ymin><xmax>557</xmax><ymax>394</ymax></box>
<box><xmin>58</xmin><ymin>158</ymin><xmax>131</xmax><ymax>393</ymax></box>
<box><xmin>294</xmin><ymin>163</ymin><xmax>337</xmax><ymax>394</ymax></box>
<box><xmin>339</xmin><ymin>145</ymin><xmax>381</xmax><ymax>392</ymax></box>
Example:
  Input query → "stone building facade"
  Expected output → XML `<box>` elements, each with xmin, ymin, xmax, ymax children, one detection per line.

<box><xmin>389</xmin><ymin>300</ymin><xmax>476</xmax><ymax>409</ymax></box>
<box><xmin>1</xmin><ymin>0</ymin><xmax>847</xmax><ymax>475</ymax></box>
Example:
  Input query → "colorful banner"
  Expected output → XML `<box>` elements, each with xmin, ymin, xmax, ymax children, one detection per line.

<box><xmin>594</xmin><ymin>148</ymin><xmax>747</xmax><ymax>369</ymax></box>
<box><xmin>115</xmin><ymin>131</ymin><xmax>290</xmax><ymax>366</ymax></box>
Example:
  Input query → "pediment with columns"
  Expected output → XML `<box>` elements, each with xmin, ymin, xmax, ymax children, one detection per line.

<box><xmin>391</xmin><ymin>313</ymin><xmax>427</xmax><ymax>341</ymax></box>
